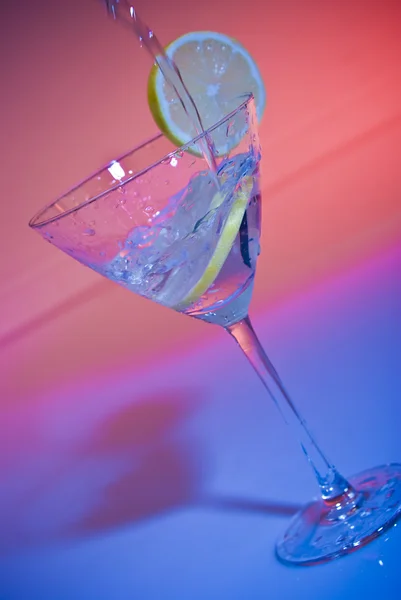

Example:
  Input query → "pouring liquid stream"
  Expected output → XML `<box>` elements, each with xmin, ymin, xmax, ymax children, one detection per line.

<box><xmin>106</xmin><ymin>0</ymin><xmax>219</xmax><ymax>174</ymax></box>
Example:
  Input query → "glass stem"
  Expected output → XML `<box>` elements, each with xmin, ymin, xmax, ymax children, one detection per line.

<box><xmin>226</xmin><ymin>316</ymin><xmax>358</xmax><ymax>507</ymax></box>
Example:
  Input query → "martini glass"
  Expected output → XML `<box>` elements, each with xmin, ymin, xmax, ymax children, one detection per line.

<box><xmin>29</xmin><ymin>94</ymin><xmax>401</xmax><ymax>565</ymax></box>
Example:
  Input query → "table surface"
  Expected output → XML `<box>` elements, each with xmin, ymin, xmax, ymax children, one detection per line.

<box><xmin>1</xmin><ymin>242</ymin><xmax>400</xmax><ymax>600</ymax></box>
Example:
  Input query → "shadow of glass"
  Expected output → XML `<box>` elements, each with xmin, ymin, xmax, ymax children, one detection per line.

<box><xmin>66</xmin><ymin>393</ymin><xmax>203</xmax><ymax>537</ymax></box>
<box><xmin>199</xmin><ymin>495</ymin><xmax>302</xmax><ymax>517</ymax></box>
<box><xmin>0</xmin><ymin>386</ymin><xmax>302</xmax><ymax>558</ymax></box>
<box><xmin>0</xmin><ymin>388</ymin><xmax>204</xmax><ymax>555</ymax></box>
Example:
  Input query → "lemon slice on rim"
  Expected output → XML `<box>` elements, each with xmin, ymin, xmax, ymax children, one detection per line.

<box><xmin>148</xmin><ymin>31</ymin><xmax>266</xmax><ymax>154</ymax></box>
<box><xmin>174</xmin><ymin>175</ymin><xmax>253</xmax><ymax>310</ymax></box>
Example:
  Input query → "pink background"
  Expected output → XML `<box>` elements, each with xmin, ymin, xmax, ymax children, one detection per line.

<box><xmin>1</xmin><ymin>0</ymin><xmax>400</xmax><ymax>398</ymax></box>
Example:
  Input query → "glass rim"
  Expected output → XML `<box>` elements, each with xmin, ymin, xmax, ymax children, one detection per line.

<box><xmin>29</xmin><ymin>93</ymin><xmax>255</xmax><ymax>229</ymax></box>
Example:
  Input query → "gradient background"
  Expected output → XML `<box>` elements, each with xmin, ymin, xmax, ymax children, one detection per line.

<box><xmin>0</xmin><ymin>0</ymin><xmax>400</xmax><ymax>598</ymax></box>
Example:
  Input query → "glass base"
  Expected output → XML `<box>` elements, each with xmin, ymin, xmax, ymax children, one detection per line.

<box><xmin>276</xmin><ymin>464</ymin><xmax>401</xmax><ymax>566</ymax></box>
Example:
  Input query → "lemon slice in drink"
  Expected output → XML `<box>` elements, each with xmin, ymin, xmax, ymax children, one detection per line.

<box><xmin>174</xmin><ymin>175</ymin><xmax>253</xmax><ymax>310</ymax></box>
<box><xmin>148</xmin><ymin>31</ymin><xmax>266</xmax><ymax>154</ymax></box>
